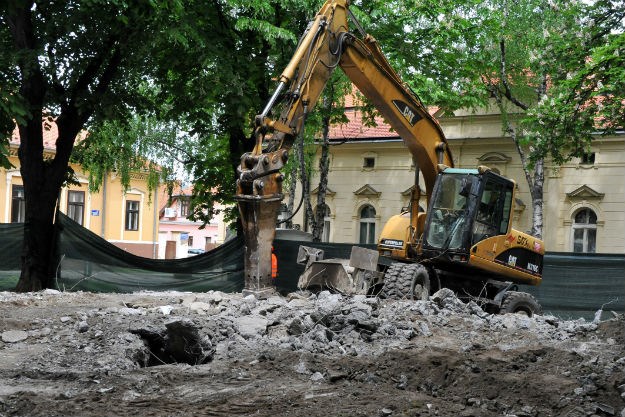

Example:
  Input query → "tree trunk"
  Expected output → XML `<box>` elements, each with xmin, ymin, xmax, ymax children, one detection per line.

<box><xmin>15</xmin><ymin>119</ymin><xmax>78</xmax><ymax>291</ymax></box>
<box><xmin>16</xmin><ymin>194</ymin><xmax>59</xmax><ymax>292</ymax></box>
<box><xmin>296</xmin><ymin>135</ymin><xmax>315</xmax><ymax>236</ymax></box>
<box><xmin>285</xmin><ymin>161</ymin><xmax>297</xmax><ymax>229</ymax></box>
<box><xmin>529</xmin><ymin>158</ymin><xmax>544</xmax><ymax>239</ymax></box>
<box><xmin>312</xmin><ymin>112</ymin><xmax>331</xmax><ymax>242</ymax></box>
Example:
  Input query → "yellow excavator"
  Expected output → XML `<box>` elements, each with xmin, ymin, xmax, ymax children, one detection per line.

<box><xmin>235</xmin><ymin>0</ymin><xmax>544</xmax><ymax>315</ymax></box>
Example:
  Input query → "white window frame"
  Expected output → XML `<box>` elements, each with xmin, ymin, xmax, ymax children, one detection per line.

<box><xmin>571</xmin><ymin>208</ymin><xmax>597</xmax><ymax>253</ymax></box>
<box><xmin>358</xmin><ymin>204</ymin><xmax>376</xmax><ymax>244</ymax></box>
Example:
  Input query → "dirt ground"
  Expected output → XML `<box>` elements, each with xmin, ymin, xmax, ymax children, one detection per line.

<box><xmin>0</xmin><ymin>289</ymin><xmax>623</xmax><ymax>417</ymax></box>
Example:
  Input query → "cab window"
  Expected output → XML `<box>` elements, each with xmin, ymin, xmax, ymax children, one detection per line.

<box><xmin>473</xmin><ymin>178</ymin><xmax>513</xmax><ymax>242</ymax></box>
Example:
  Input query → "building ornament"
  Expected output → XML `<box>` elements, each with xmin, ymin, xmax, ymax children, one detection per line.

<box><xmin>566</xmin><ymin>185</ymin><xmax>605</xmax><ymax>201</ymax></box>
<box><xmin>353</xmin><ymin>184</ymin><xmax>381</xmax><ymax>198</ymax></box>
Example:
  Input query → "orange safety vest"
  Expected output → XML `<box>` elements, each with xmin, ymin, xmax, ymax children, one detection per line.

<box><xmin>271</xmin><ymin>252</ymin><xmax>278</xmax><ymax>279</ymax></box>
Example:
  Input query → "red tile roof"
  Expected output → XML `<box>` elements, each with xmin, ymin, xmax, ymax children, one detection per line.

<box><xmin>327</xmin><ymin>87</ymin><xmax>437</xmax><ymax>142</ymax></box>
<box><xmin>328</xmin><ymin>108</ymin><xmax>398</xmax><ymax>141</ymax></box>
<box><xmin>10</xmin><ymin>119</ymin><xmax>59</xmax><ymax>149</ymax></box>
<box><xmin>11</xmin><ymin>119</ymin><xmax>87</xmax><ymax>149</ymax></box>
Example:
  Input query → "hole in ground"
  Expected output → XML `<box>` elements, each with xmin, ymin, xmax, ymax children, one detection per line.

<box><xmin>130</xmin><ymin>319</ymin><xmax>214</xmax><ymax>367</ymax></box>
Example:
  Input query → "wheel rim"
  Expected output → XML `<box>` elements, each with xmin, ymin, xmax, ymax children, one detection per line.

<box><xmin>410</xmin><ymin>272</ymin><xmax>429</xmax><ymax>301</ymax></box>
<box><xmin>412</xmin><ymin>283</ymin><xmax>426</xmax><ymax>300</ymax></box>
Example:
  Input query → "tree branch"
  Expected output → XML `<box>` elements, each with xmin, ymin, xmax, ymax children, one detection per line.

<box><xmin>67</xmin><ymin>35</ymin><xmax>120</xmax><ymax>112</ymax></box>
<box><xmin>499</xmin><ymin>39</ymin><xmax>529</xmax><ymax>111</ymax></box>
<box><xmin>7</xmin><ymin>1</ymin><xmax>46</xmax><ymax>109</ymax></box>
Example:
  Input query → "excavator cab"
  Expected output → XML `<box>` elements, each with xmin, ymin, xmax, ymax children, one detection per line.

<box><xmin>422</xmin><ymin>167</ymin><xmax>515</xmax><ymax>266</ymax></box>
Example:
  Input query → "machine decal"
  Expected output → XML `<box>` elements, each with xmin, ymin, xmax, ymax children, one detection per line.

<box><xmin>516</xmin><ymin>235</ymin><xmax>530</xmax><ymax>248</ymax></box>
<box><xmin>495</xmin><ymin>247</ymin><xmax>543</xmax><ymax>276</ymax></box>
<box><xmin>392</xmin><ymin>100</ymin><xmax>422</xmax><ymax>126</ymax></box>
<box><xmin>380</xmin><ymin>238</ymin><xmax>404</xmax><ymax>248</ymax></box>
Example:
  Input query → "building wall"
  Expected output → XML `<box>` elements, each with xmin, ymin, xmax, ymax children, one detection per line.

<box><xmin>293</xmin><ymin>104</ymin><xmax>625</xmax><ymax>254</ymax></box>
<box><xmin>1</xmin><ymin>145</ymin><xmax>160</xmax><ymax>258</ymax></box>
<box><xmin>157</xmin><ymin>189</ymin><xmax>229</xmax><ymax>259</ymax></box>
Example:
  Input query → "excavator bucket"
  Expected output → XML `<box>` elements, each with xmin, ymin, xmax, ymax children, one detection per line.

<box><xmin>297</xmin><ymin>245</ymin><xmax>382</xmax><ymax>294</ymax></box>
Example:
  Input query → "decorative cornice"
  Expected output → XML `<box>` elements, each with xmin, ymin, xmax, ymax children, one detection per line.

<box><xmin>566</xmin><ymin>185</ymin><xmax>604</xmax><ymax>200</ymax></box>
<box><xmin>130</xmin><ymin>172</ymin><xmax>148</xmax><ymax>180</ymax></box>
<box><xmin>354</xmin><ymin>184</ymin><xmax>381</xmax><ymax>197</ymax></box>
<box><xmin>477</xmin><ymin>151</ymin><xmax>512</xmax><ymax>164</ymax></box>
<box><xmin>401</xmin><ymin>185</ymin><xmax>426</xmax><ymax>196</ymax></box>
<box><xmin>311</xmin><ymin>186</ymin><xmax>335</xmax><ymax>197</ymax></box>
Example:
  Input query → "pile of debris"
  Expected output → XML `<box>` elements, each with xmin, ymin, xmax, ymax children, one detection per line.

<box><xmin>0</xmin><ymin>289</ymin><xmax>623</xmax><ymax>417</ymax></box>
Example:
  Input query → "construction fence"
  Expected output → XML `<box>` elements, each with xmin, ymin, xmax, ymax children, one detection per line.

<box><xmin>1</xmin><ymin>213</ymin><xmax>623</xmax><ymax>320</ymax></box>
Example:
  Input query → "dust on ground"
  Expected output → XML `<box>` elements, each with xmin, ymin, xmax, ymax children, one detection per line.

<box><xmin>0</xmin><ymin>289</ymin><xmax>623</xmax><ymax>417</ymax></box>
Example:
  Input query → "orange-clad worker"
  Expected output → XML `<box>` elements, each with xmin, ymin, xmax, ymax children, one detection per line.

<box><xmin>271</xmin><ymin>246</ymin><xmax>278</xmax><ymax>280</ymax></box>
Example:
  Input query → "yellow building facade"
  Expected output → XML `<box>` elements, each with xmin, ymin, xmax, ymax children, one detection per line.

<box><xmin>2</xmin><ymin>127</ymin><xmax>161</xmax><ymax>258</ymax></box>
<box><xmin>293</xmin><ymin>101</ymin><xmax>625</xmax><ymax>254</ymax></box>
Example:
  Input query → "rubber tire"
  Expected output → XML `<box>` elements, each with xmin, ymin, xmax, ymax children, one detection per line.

<box><xmin>499</xmin><ymin>291</ymin><xmax>542</xmax><ymax>317</ymax></box>
<box><xmin>380</xmin><ymin>263</ymin><xmax>430</xmax><ymax>301</ymax></box>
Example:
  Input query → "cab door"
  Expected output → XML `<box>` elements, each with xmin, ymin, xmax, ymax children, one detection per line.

<box><xmin>472</xmin><ymin>173</ymin><xmax>514</xmax><ymax>245</ymax></box>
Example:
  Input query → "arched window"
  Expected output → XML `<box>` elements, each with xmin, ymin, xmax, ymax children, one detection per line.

<box><xmin>572</xmin><ymin>208</ymin><xmax>597</xmax><ymax>253</ymax></box>
<box><xmin>359</xmin><ymin>205</ymin><xmax>376</xmax><ymax>244</ymax></box>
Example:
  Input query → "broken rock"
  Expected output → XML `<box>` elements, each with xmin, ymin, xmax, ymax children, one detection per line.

<box><xmin>2</xmin><ymin>330</ymin><xmax>28</xmax><ymax>343</ymax></box>
<box><xmin>235</xmin><ymin>315</ymin><xmax>268</xmax><ymax>339</ymax></box>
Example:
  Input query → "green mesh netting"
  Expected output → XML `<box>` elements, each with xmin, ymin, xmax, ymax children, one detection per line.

<box><xmin>1</xmin><ymin>213</ymin><xmax>623</xmax><ymax>319</ymax></box>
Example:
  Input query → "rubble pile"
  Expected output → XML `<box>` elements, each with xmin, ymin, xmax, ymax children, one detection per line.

<box><xmin>0</xmin><ymin>289</ymin><xmax>623</xmax><ymax>417</ymax></box>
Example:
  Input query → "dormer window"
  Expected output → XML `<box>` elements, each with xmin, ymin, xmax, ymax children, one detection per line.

<box><xmin>363</xmin><ymin>157</ymin><xmax>375</xmax><ymax>168</ymax></box>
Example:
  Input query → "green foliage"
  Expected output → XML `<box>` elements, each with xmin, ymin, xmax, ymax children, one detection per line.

<box><xmin>143</xmin><ymin>0</ymin><xmax>320</xmax><ymax>224</ymax></box>
<box><xmin>351</xmin><ymin>0</ymin><xmax>496</xmax><ymax>111</ymax></box>
<box><xmin>1</xmin><ymin>0</ymin><xmax>324</xmax><ymax>229</ymax></box>
<box><xmin>188</xmin><ymin>134</ymin><xmax>239</xmax><ymax>226</ymax></box>
<box><xmin>0</xmin><ymin>138</ymin><xmax>13</xmax><ymax>170</ymax></box>
<box><xmin>71</xmin><ymin>115</ymin><xmax>185</xmax><ymax>201</ymax></box>
<box><xmin>5</xmin><ymin>0</ymin><xmax>618</xmax><ymax>237</ymax></box>
<box><xmin>524</xmin><ymin>1</ymin><xmax>625</xmax><ymax>164</ymax></box>
<box><xmin>351</xmin><ymin>0</ymin><xmax>622</xmax><ymax>170</ymax></box>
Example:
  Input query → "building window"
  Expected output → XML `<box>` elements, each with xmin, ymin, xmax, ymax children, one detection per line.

<box><xmin>180</xmin><ymin>198</ymin><xmax>190</xmax><ymax>217</ymax></box>
<box><xmin>277</xmin><ymin>204</ymin><xmax>289</xmax><ymax>229</ymax></box>
<box><xmin>359</xmin><ymin>204</ymin><xmax>376</xmax><ymax>244</ymax></box>
<box><xmin>580</xmin><ymin>152</ymin><xmax>595</xmax><ymax>165</ymax></box>
<box><xmin>125</xmin><ymin>200</ymin><xmax>140</xmax><ymax>231</ymax></box>
<box><xmin>572</xmin><ymin>208</ymin><xmax>597</xmax><ymax>253</ymax></box>
<box><xmin>316</xmin><ymin>204</ymin><xmax>332</xmax><ymax>242</ymax></box>
<box><xmin>67</xmin><ymin>191</ymin><xmax>85</xmax><ymax>225</ymax></box>
<box><xmin>363</xmin><ymin>157</ymin><xmax>375</xmax><ymax>168</ymax></box>
<box><xmin>11</xmin><ymin>185</ymin><xmax>25</xmax><ymax>223</ymax></box>
<box><xmin>188</xmin><ymin>235</ymin><xmax>194</xmax><ymax>247</ymax></box>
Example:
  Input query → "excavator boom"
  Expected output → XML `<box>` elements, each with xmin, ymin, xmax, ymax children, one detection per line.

<box><xmin>235</xmin><ymin>0</ymin><xmax>451</xmax><ymax>295</ymax></box>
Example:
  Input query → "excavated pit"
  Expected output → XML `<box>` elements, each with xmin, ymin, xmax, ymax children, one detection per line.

<box><xmin>130</xmin><ymin>319</ymin><xmax>214</xmax><ymax>367</ymax></box>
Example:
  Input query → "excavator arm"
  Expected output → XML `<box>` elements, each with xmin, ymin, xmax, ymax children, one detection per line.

<box><xmin>235</xmin><ymin>0</ymin><xmax>452</xmax><ymax>296</ymax></box>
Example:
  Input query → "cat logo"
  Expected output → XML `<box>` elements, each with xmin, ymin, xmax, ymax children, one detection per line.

<box><xmin>392</xmin><ymin>100</ymin><xmax>422</xmax><ymax>126</ymax></box>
